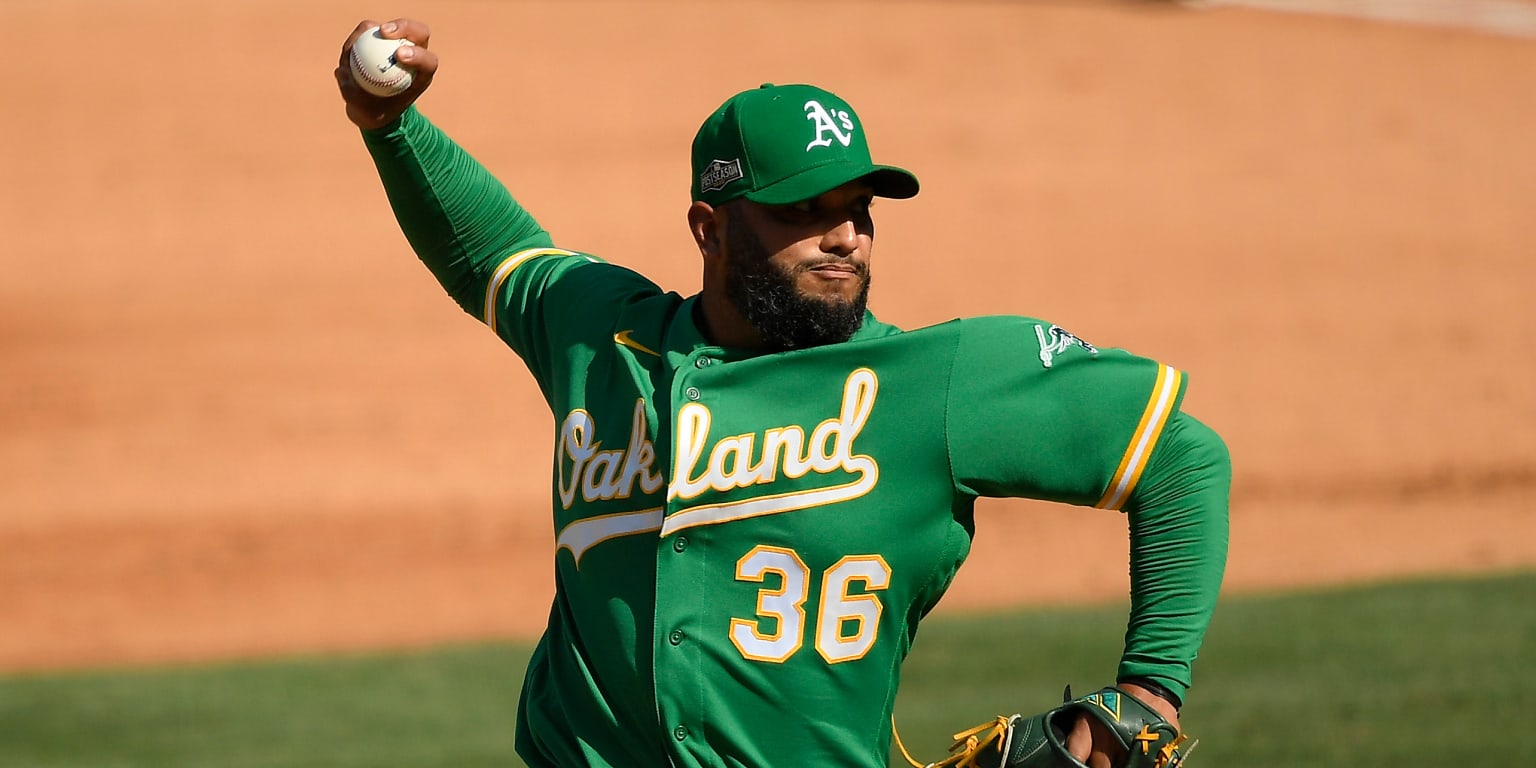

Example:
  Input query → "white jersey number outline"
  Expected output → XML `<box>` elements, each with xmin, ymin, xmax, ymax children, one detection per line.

<box><xmin>815</xmin><ymin>555</ymin><xmax>891</xmax><ymax>663</ymax></box>
<box><xmin>729</xmin><ymin>546</ymin><xmax>809</xmax><ymax>662</ymax></box>
<box><xmin>730</xmin><ymin>545</ymin><xmax>891</xmax><ymax>664</ymax></box>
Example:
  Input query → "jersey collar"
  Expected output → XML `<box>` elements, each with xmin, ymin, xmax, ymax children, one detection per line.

<box><xmin>668</xmin><ymin>294</ymin><xmax>901</xmax><ymax>366</ymax></box>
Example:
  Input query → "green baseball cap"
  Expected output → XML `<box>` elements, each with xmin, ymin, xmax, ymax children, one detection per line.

<box><xmin>690</xmin><ymin>83</ymin><xmax>919</xmax><ymax>206</ymax></box>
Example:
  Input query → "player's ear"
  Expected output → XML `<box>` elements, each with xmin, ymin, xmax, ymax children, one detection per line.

<box><xmin>688</xmin><ymin>201</ymin><xmax>723</xmax><ymax>262</ymax></box>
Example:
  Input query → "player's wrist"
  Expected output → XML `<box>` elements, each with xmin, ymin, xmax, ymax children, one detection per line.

<box><xmin>356</xmin><ymin>104</ymin><xmax>417</xmax><ymax>137</ymax></box>
<box><xmin>1117</xmin><ymin>676</ymin><xmax>1183</xmax><ymax>713</ymax></box>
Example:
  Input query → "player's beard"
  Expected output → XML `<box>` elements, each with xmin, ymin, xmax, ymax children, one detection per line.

<box><xmin>724</xmin><ymin>221</ymin><xmax>870</xmax><ymax>352</ymax></box>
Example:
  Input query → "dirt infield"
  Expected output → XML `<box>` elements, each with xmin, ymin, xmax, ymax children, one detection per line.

<box><xmin>3</xmin><ymin>0</ymin><xmax>1533</xmax><ymax>672</ymax></box>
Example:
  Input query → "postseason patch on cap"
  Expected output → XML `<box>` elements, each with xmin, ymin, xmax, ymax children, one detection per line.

<box><xmin>700</xmin><ymin>158</ymin><xmax>744</xmax><ymax>193</ymax></box>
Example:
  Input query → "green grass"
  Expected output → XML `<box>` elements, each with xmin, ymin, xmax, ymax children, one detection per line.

<box><xmin>1</xmin><ymin>571</ymin><xmax>1531</xmax><ymax>767</ymax></box>
<box><xmin>0</xmin><ymin>645</ymin><xmax>529</xmax><ymax>768</ymax></box>
<box><xmin>892</xmin><ymin>570</ymin><xmax>1536</xmax><ymax>767</ymax></box>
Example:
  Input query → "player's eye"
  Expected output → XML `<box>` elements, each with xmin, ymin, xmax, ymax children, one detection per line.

<box><xmin>767</xmin><ymin>200</ymin><xmax>819</xmax><ymax>224</ymax></box>
<box><xmin>776</xmin><ymin>196</ymin><xmax>872</xmax><ymax>222</ymax></box>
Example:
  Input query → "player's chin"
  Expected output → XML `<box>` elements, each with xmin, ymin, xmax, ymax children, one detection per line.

<box><xmin>798</xmin><ymin>274</ymin><xmax>866</xmax><ymax>302</ymax></box>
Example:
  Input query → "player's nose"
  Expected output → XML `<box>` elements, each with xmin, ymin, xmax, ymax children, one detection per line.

<box><xmin>821</xmin><ymin>218</ymin><xmax>858</xmax><ymax>257</ymax></box>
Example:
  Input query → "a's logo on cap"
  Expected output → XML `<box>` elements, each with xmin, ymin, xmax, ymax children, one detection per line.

<box><xmin>700</xmin><ymin>158</ymin><xmax>744</xmax><ymax>193</ymax></box>
<box><xmin>804</xmin><ymin>100</ymin><xmax>855</xmax><ymax>151</ymax></box>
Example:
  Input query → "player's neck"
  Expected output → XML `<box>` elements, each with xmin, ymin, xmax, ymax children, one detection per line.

<box><xmin>696</xmin><ymin>291</ymin><xmax>766</xmax><ymax>351</ymax></box>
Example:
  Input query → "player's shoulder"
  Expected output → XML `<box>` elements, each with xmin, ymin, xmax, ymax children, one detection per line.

<box><xmin>512</xmin><ymin>246</ymin><xmax>632</xmax><ymax>276</ymax></box>
<box><xmin>947</xmin><ymin>314</ymin><xmax>1128</xmax><ymax>371</ymax></box>
<box><xmin>515</xmin><ymin>247</ymin><xmax>664</xmax><ymax>298</ymax></box>
<box><xmin>496</xmin><ymin>247</ymin><xmax>671</xmax><ymax>340</ymax></box>
<box><xmin>854</xmin><ymin>315</ymin><xmax>1067</xmax><ymax>353</ymax></box>
<box><xmin>906</xmin><ymin>314</ymin><xmax>1084</xmax><ymax>344</ymax></box>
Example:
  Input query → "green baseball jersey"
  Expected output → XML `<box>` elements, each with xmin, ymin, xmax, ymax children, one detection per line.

<box><xmin>362</xmin><ymin>108</ymin><xmax>1223</xmax><ymax>768</ymax></box>
<box><xmin>491</xmin><ymin>249</ymin><xmax>1181</xmax><ymax>768</ymax></box>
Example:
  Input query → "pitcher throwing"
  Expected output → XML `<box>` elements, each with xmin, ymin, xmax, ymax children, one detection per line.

<box><xmin>334</xmin><ymin>18</ymin><xmax>1230</xmax><ymax>768</ymax></box>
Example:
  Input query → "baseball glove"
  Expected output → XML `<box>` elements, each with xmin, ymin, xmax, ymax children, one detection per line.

<box><xmin>895</xmin><ymin>685</ymin><xmax>1195</xmax><ymax>768</ymax></box>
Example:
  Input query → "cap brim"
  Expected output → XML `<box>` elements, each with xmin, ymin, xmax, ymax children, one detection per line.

<box><xmin>745</xmin><ymin>162</ymin><xmax>919</xmax><ymax>205</ymax></box>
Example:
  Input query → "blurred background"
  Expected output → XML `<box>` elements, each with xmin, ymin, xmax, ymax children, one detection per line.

<box><xmin>0</xmin><ymin>0</ymin><xmax>1533</xmax><ymax>763</ymax></box>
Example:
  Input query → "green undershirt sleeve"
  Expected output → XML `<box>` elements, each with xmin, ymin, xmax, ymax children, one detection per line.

<box><xmin>359</xmin><ymin>106</ymin><xmax>554</xmax><ymax>317</ymax></box>
<box><xmin>1115</xmin><ymin>411</ymin><xmax>1231</xmax><ymax>704</ymax></box>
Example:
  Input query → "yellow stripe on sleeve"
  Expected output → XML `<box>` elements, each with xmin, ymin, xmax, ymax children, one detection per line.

<box><xmin>1095</xmin><ymin>364</ymin><xmax>1184</xmax><ymax>511</ymax></box>
<box><xmin>482</xmin><ymin>247</ymin><xmax>579</xmax><ymax>332</ymax></box>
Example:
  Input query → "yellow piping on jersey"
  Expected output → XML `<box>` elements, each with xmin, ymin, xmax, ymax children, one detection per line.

<box><xmin>1096</xmin><ymin>364</ymin><xmax>1183</xmax><ymax>511</ymax></box>
<box><xmin>482</xmin><ymin>247</ymin><xmax>580</xmax><ymax>331</ymax></box>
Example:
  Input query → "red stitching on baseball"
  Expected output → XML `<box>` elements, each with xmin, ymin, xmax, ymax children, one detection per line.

<box><xmin>351</xmin><ymin>48</ymin><xmax>410</xmax><ymax>91</ymax></box>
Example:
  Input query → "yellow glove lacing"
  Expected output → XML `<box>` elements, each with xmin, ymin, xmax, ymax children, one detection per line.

<box><xmin>1156</xmin><ymin>733</ymin><xmax>1198</xmax><ymax>768</ymax></box>
<box><xmin>892</xmin><ymin>715</ymin><xmax>1014</xmax><ymax>768</ymax></box>
<box><xmin>894</xmin><ymin>715</ymin><xmax>1197</xmax><ymax>768</ymax></box>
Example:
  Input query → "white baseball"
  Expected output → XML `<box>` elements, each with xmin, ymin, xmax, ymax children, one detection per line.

<box><xmin>349</xmin><ymin>26</ymin><xmax>416</xmax><ymax>97</ymax></box>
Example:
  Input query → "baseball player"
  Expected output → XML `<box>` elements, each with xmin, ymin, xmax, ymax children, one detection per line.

<box><xmin>335</xmin><ymin>18</ymin><xmax>1229</xmax><ymax>768</ymax></box>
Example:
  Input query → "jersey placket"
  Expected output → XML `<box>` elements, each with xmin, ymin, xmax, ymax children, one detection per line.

<box><xmin>654</xmin><ymin>346</ymin><xmax>725</xmax><ymax>766</ymax></box>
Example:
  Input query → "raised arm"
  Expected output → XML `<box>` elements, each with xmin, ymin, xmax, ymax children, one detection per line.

<box><xmin>332</xmin><ymin>18</ymin><xmax>554</xmax><ymax>319</ymax></box>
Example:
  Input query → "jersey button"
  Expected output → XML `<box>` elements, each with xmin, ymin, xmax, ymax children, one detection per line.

<box><xmin>685</xmin><ymin>386</ymin><xmax>701</xmax><ymax>401</ymax></box>
<box><xmin>673</xmin><ymin>725</ymin><xmax>689</xmax><ymax>742</ymax></box>
<box><xmin>673</xmin><ymin>536</ymin><xmax>688</xmax><ymax>553</ymax></box>
<box><xmin>669</xmin><ymin>629</ymin><xmax>686</xmax><ymax>645</ymax></box>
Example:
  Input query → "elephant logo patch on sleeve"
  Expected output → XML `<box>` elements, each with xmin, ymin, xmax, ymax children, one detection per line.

<box><xmin>1034</xmin><ymin>324</ymin><xmax>1099</xmax><ymax>369</ymax></box>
